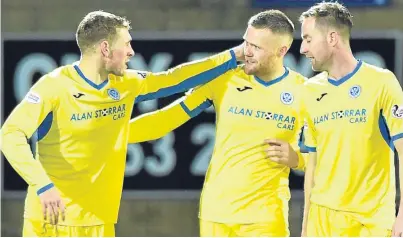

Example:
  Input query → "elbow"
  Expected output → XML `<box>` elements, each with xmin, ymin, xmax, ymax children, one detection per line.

<box><xmin>128</xmin><ymin>133</ymin><xmax>167</xmax><ymax>144</ymax></box>
<box><xmin>0</xmin><ymin>127</ymin><xmax>28</xmax><ymax>153</ymax></box>
<box><xmin>0</xmin><ymin>129</ymin><xmax>12</xmax><ymax>155</ymax></box>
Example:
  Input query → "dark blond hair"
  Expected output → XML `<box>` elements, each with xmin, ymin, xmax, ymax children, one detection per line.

<box><xmin>76</xmin><ymin>10</ymin><xmax>131</xmax><ymax>53</ymax></box>
<box><xmin>299</xmin><ymin>1</ymin><xmax>353</xmax><ymax>39</ymax></box>
<box><xmin>248</xmin><ymin>10</ymin><xmax>295</xmax><ymax>38</ymax></box>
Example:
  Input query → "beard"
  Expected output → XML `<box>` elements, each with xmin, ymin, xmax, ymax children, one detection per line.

<box><xmin>311</xmin><ymin>62</ymin><xmax>322</xmax><ymax>72</ymax></box>
<box><xmin>111</xmin><ymin>67</ymin><xmax>125</xmax><ymax>76</ymax></box>
<box><xmin>310</xmin><ymin>58</ymin><xmax>328</xmax><ymax>72</ymax></box>
<box><xmin>310</xmin><ymin>48</ymin><xmax>332</xmax><ymax>72</ymax></box>
<box><xmin>105</xmin><ymin>50</ymin><xmax>128</xmax><ymax>76</ymax></box>
<box><xmin>243</xmin><ymin>65</ymin><xmax>255</xmax><ymax>75</ymax></box>
<box><xmin>243</xmin><ymin>61</ymin><xmax>260</xmax><ymax>75</ymax></box>
<box><xmin>105</xmin><ymin>62</ymin><xmax>126</xmax><ymax>76</ymax></box>
<box><xmin>243</xmin><ymin>60</ymin><xmax>276</xmax><ymax>77</ymax></box>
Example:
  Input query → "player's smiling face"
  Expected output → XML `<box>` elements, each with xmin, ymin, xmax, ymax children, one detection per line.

<box><xmin>300</xmin><ymin>17</ymin><xmax>331</xmax><ymax>72</ymax></box>
<box><xmin>242</xmin><ymin>26</ymin><xmax>285</xmax><ymax>76</ymax></box>
<box><xmin>105</xmin><ymin>28</ymin><xmax>134</xmax><ymax>76</ymax></box>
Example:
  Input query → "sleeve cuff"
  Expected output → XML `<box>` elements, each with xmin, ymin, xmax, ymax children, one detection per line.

<box><xmin>391</xmin><ymin>133</ymin><xmax>403</xmax><ymax>142</ymax></box>
<box><xmin>298</xmin><ymin>139</ymin><xmax>317</xmax><ymax>153</ymax></box>
<box><xmin>229</xmin><ymin>50</ymin><xmax>237</xmax><ymax>69</ymax></box>
<box><xmin>180</xmin><ymin>100</ymin><xmax>212</xmax><ymax>118</ymax></box>
<box><xmin>294</xmin><ymin>151</ymin><xmax>306</xmax><ymax>171</ymax></box>
<box><xmin>36</xmin><ymin>183</ymin><xmax>54</xmax><ymax>195</ymax></box>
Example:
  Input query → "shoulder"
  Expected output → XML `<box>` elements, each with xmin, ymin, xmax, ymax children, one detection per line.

<box><xmin>361</xmin><ymin>62</ymin><xmax>397</xmax><ymax>84</ymax></box>
<box><xmin>287</xmin><ymin>69</ymin><xmax>308</xmax><ymax>85</ymax></box>
<box><xmin>24</xmin><ymin>65</ymin><xmax>73</xmax><ymax>104</ymax></box>
<box><xmin>305</xmin><ymin>71</ymin><xmax>328</xmax><ymax>86</ymax></box>
<box><xmin>110</xmin><ymin>69</ymin><xmax>148</xmax><ymax>82</ymax></box>
<box><xmin>33</xmin><ymin>65</ymin><xmax>71</xmax><ymax>93</ymax></box>
<box><xmin>204</xmin><ymin>65</ymin><xmax>247</xmax><ymax>88</ymax></box>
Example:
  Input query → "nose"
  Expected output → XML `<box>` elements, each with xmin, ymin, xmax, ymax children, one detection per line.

<box><xmin>300</xmin><ymin>43</ymin><xmax>308</xmax><ymax>55</ymax></box>
<box><xmin>244</xmin><ymin>45</ymin><xmax>253</xmax><ymax>57</ymax></box>
<box><xmin>128</xmin><ymin>46</ymin><xmax>135</xmax><ymax>57</ymax></box>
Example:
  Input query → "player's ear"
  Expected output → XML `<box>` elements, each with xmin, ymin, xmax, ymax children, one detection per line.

<box><xmin>278</xmin><ymin>45</ymin><xmax>289</xmax><ymax>57</ymax></box>
<box><xmin>100</xmin><ymin>40</ymin><xmax>110</xmax><ymax>57</ymax></box>
<box><xmin>328</xmin><ymin>31</ymin><xmax>338</xmax><ymax>47</ymax></box>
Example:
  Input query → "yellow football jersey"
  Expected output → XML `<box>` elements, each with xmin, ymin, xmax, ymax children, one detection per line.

<box><xmin>302</xmin><ymin>60</ymin><xmax>403</xmax><ymax>229</ymax></box>
<box><xmin>129</xmin><ymin>66</ymin><xmax>307</xmax><ymax>223</ymax></box>
<box><xmin>0</xmin><ymin>50</ymin><xmax>236</xmax><ymax>226</ymax></box>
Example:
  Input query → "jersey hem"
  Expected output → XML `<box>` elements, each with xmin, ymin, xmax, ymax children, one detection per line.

<box><xmin>23</xmin><ymin>216</ymin><xmax>116</xmax><ymax>226</ymax></box>
<box><xmin>198</xmin><ymin>215</ymin><xmax>286</xmax><ymax>224</ymax></box>
<box><xmin>310</xmin><ymin>201</ymin><xmax>394</xmax><ymax>230</ymax></box>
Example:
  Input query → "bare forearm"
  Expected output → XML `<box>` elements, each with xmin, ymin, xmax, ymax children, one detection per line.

<box><xmin>394</xmin><ymin>139</ymin><xmax>403</xmax><ymax>213</ymax></box>
<box><xmin>302</xmin><ymin>177</ymin><xmax>313</xmax><ymax>228</ymax></box>
<box><xmin>399</xmin><ymin>159</ymin><xmax>403</xmax><ymax>211</ymax></box>
<box><xmin>302</xmin><ymin>152</ymin><xmax>317</xmax><ymax>233</ymax></box>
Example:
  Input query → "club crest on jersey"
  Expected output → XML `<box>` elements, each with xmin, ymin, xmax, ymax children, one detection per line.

<box><xmin>349</xmin><ymin>85</ymin><xmax>361</xmax><ymax>98</ymax></box>
<box><xmin>392</xmin><ymin>104</ymin><xmax>403</xmax><ymax>118</ymax></box>
<box><xmin>107</xmin><ymin>88</ymin><xmax>120</xmax><ymax>100</ymax></box>
<box><xmin>280</xmin><ymin>92</ymin><xmax>293</xmax><ymax>105</ymax></box>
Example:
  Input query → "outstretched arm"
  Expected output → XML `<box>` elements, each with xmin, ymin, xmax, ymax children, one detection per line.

<box><xmin>129</xmin><ymin>83</ymin><xmax>214</xmax><ymax>143</ymax></box>
<box><xmin>129</xmin><ymin>45</ymin><xmax>243</xmax><ymax>103</ymax></box>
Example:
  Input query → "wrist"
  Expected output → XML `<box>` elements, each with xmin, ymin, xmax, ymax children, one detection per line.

<box><xmin>37</xmin><ymin>183</ymin><xmax>55</xmax><ymax>196</ymax></box>
<box><xmin>234</xmin><ymin>50</ymin><xmax>243</xmax><ymax>61</ymax></box>
<box><xmin>289</xmin><ymin>150</ymin><xmax>300</xmax><ymax>168</ymax></box>
<box><xmin>231</xmin><ymin>45</ymin><xmax>244</xmax><ymax>61</ymax></box>
<box><xmin>398</xmin><ymin>203</ymin><xmax>403</xmax><ymax>216</ymax></box>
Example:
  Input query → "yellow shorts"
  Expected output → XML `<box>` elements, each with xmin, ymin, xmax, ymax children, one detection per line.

<box><xmin>22</xmin><ymin>219</ymin><xmax>115</xmax><ymax>237</ymax></box>
<box><xmin>307</xmin><ymin>203</ymin><xmax>391</xmax><ymax>237</ymax></box>
<box><xmin>199</xmin><ymin>219</ymin><xmax>289</xmax><ymax>237</ymax></box>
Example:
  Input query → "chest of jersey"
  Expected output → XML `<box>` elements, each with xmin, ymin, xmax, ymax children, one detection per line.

<box><xmin>306</xmin><ymin>82</ymin><xmax>380</xmax><ymax>137</ymax></box>
<box><xmin>55</xmin><ymin>81</ymin><xmax>134</xmax><ymax>138</ymax></box>
<box><xmin>215</xmin><ymin>77</ymin><xmax>302</xmax><ymax>139</ymax></box>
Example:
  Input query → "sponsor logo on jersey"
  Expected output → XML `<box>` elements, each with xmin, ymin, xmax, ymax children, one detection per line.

<box><xmin>313</xmin><ymin>108</ymin><xmax>367</xmax><ymax>125</ymax></box>
<box><xmin>70</xmin><ymin>104</ymin><xmax>127</xmax><ymax>121</ymax></box>
<box><xmin>227</xmin><ymin>106</ymin><xmax>296</xmax><ymax>131</ymax></box>
<box><xmin>25</xmin><ymin>92</ymin><xmax>41</xmax><ymax>104</ymax></box>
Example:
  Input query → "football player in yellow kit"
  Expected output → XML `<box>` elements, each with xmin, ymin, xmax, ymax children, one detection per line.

<box><xmin>0</xmin><ymin>10</ymin><xmax>242</xmax><ymax>237</ymax></box>
<box><xmin>299</xmin><ymin>2</ymin><xmax>403</xmax><ymax>236</ymax></box>
<box><xmin>128</xmin><ymin>10</ymin><xmax>307</xmax><ymax>237</ymax></box>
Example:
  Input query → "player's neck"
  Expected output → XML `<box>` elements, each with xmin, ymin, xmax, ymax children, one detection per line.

<box><xmin>255</xmin><ymin>64</ymin><xmax>285</xmax><ymax>82</ymax></box>
<box><xmin>327</xmin><ymin>49</ymin><xmax>358</xmax><ymax>80</ymax></box>
<box><xmin>78</xmin><ymin>56</ymin><xmax>108</xmax><ymax>85</ymax></box>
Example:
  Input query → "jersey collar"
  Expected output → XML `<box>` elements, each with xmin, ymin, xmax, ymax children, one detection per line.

<box><xmin>327</xmin><ymin>60</ymin><xmax>363</xmax><ymax>86</ymax></box>
<box><xmin>254</xmin><ymin>67</ymin><xmax>290</xmax><ymax>87</ymax></box>
<box><xmin>73</xmin><ymin>65</ymin><xmax>109</xmax><ymax>90</ymax></box>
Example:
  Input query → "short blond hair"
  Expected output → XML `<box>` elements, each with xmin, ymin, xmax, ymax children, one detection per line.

<box><xmin>299</xmin><ymin>2</ymin><xmax>353</xmax><ymax>39</ymax></box>
<box><xmin>76</xmin><ymin>10</ymin><xmax>131</xmax><ymax>53</ymax></box>
<box><xmin>249</xmin><ymin>10</ymin><xmax>295</xmax><ymax>38</ymax></box>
